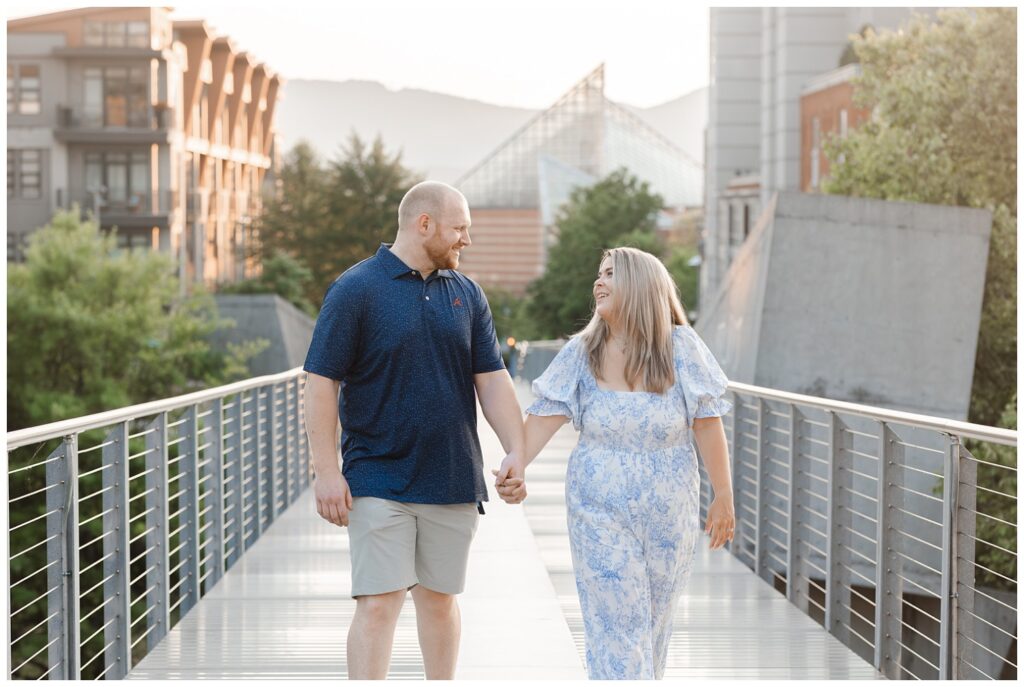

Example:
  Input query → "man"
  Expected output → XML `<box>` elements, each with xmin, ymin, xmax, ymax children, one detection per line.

<box><xmin>303</xmin><ymin>180</ymin><xmax>526</xmax><ymax>680</ymax></box>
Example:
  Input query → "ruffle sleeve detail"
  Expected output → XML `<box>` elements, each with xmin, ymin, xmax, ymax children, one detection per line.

<box><xmin>675</xmin><ymin>325</ymin><xmax>733</xmax><ymax>429</ymax></box>
<box><xmin>526</xmin><ymin>337</ymin><xmax>585</xmax><ymax>431</ymax></box>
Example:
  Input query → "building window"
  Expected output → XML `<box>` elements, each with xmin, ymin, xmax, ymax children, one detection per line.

<box><xmin>743</xmin><ymin>204</ymin><xmax>751</xmax><ymax>239</ymax></box>
<box><xmin>840</xmin><ymin>109</ymin><xmax>849</xmax><ymax>139</ymax></box>
<box><xmin>810</xmin><ymin>116</ymin><xmax>821</xmax><ymax>190</ymax></box>
<box><xmin>8</xmin><ymin>64</ymin><xmax>42</xmax><ymax>115</ymax></box>
<box><xmin>7</xmin><ymin>151</ymin><xmax>14</xmax><ymax>198</ymax></box>
<box><xmin>84</xmin><ymin>21</ymin><xmax>150</xmax><ymax>48</ymax></box>
<box><xmin>8</xmin><ymin>149</ymin><xmax>44</xmax><ymax>200</ymax></box>
<box><xmin>127</xmin><ymin>22</ymin><xmax>149</xmax><ymax>48</ymax></box>
<box><xmin>83</xmin><ymin>66</ymin><xmax>148</xmax><ymax>127</ymax></box>
<box><xmin>85</xmin><ymin>151</ymin><xmax>149</xmax><ymax>209</ymax></box>
<box><xmin>113</xmin><ymin>229</ymin><xmax>153</xmax><ymax>253</ymax></box>
<box><xmin>726</xmin><ymin>203</ymin><xmax>734</xmax><ymax>244</ymax></box>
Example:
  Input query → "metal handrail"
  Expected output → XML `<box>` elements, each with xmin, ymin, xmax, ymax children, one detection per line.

<box><xmin>6</xmin><ymin>368</ymin><xmax>311</xmax><ymax>679</ymax></box>
<box><xmin>7</xmin><ymin>367</ymin><xmax>303</xmax><ymax>449</ymax></box>
<box><xmin>728</xmin><ymin>381</ymin><xmax>1017</xmax><ymax>446</ymax></box>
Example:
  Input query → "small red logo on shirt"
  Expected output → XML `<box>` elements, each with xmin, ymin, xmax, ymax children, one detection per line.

<box><xmin>453</xmin><ymin>297</ymin><xmax>463</xmax><ymax>307</ymax></box>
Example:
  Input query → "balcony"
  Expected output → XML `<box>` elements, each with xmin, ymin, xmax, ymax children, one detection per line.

<box><xmin>52</xmin><ymin>45</ymin><xmax>164</xmax><ymax>60</ymax></box>
<box><xmin>74</xmin><ymin>189</ymin><xmax>178</xmax><ymax>229</ymax></box>
<box><xmin>55</xmin><ymin>105</ymin><xmax>174</xmax><ymax>144</ymax></box>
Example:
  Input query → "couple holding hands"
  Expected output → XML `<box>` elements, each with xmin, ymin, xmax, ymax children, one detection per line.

<box><xmin>304</xmin><ymin>181</ymin><xmax>734</xmax><ymax>680</ymax></box>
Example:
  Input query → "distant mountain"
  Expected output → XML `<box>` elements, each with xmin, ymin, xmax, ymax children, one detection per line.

<box><xmin>275</xmin><ymin>79</ymin><xmax>707</xmax><ymax>183</ymax></box>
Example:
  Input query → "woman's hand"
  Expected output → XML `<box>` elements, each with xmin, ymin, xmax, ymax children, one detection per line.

<box><xmin>492</xmin><ymin>453</ymin><xmax>527</xmax><ymax>504</ymax></box>
<box><xmin>704</xmin><ymin>492</ymin><xmax>735</xmax><ymax>549</ymax></box>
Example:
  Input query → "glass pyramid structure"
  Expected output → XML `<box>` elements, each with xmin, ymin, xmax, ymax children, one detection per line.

<box><xmin>456</xmin><ymin>64</ymin><xmax>702</xmax><ymax>210</ymax></box>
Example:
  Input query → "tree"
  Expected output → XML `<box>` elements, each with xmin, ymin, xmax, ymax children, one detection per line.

<box><xmin>255</xmin><ymin>134</ymin><xmax>419</xmax><ymax>307</ymax></box>
<box><xmin>665</xmin><ymin>245</ymin><xmax>700</xmax><ymax>316</ymax></box>
<box><xmin>219</xmin><ymin>250</ymin><xmax>318</xmax><ymax>316</ymax></box>
<box><xmin>822</xmin><ymin>7</ymin><xmax>1016</xmax><ymax>427</ymax></box>
<box><xmin>525</xmin><ymin>169</ymin><xmax>665</xmax><ymax>338</ymax></box>
<box><xmin>7</xmin><ymin>209</ymin><xmax>265</xmax><ymax>432</ymax></box>
<box><xmin>964</xmin><ymin>394</ymin><xmax>1017</xmax><ymax>592</ymax></box>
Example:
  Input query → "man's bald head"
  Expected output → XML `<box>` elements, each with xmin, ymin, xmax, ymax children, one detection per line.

<box><xmin>397</xmin><ymin>181</ymin><xmax>467</xmax><ymax>233</ymax></box>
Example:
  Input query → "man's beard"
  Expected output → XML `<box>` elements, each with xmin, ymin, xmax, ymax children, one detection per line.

<box><xmin>425</xmin><ymin>237</ymin><xmax>459</xmax><ymax>270</ymax></box>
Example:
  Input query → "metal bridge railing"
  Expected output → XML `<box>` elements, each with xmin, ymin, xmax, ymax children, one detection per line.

<box><xmin>514</xmin><ymin>341</ymin><xmax>1018</xmax><ymax>680</ymax></box>
<box><xmin>6</xmin><ymin>367</ymin><xmax>310</xmax><ymax>679</ymax></box>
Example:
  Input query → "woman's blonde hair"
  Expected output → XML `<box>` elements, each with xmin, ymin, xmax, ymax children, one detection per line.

<box><xmin>578</xmin><ymin>246</ymin><xmax>689</xmax><ymax>394</ymax></box>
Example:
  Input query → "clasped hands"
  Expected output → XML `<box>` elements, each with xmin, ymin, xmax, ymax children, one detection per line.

<box><xmin>491</xmin><ymin>453</ymin><xmax>527</xmax><ymax>505</ymax></box>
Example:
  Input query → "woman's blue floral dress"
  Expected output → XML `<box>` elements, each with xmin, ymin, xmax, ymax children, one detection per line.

<box><xmin>526</xmin><ymin>325</ymin><xmax>732</xmax><ymax>680</ymax></box>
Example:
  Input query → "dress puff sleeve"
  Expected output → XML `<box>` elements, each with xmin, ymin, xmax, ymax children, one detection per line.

<box><xmin>525</xmin><ymin>336</ymin><xmax>586</xmax><ymax>431</ymax></box>
<box><xmin>675</xmin><ymin>325</ymin><xmax>733</xmax><ymax>429</ymax></box>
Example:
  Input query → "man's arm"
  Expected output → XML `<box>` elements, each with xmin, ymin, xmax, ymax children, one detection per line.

<box><xmin>474</xmin><ymin>369</ymin><xmax>527</xmax><ymax>498</ymax></box>
<box><xmin>305</xmin><ymin>372</ymin><xmax>353</xmax><ymax>527</ymax></box>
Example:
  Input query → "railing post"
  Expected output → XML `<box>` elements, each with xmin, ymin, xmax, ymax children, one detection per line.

<box><xmin>267</xmin><ymin>386</ymin><xmax>278</xmax><ymax>522</ymax></box>
<box><xmin>728</xmin><ymin>391</ymin><xmax>741</xmax><ymax>556</ymax></box>
<box><xmin>825</xmin><ymin>411</ymin><xmax>852</xmax><ymax>643</ymax></box>
<box><xmin>226</xmin><ymin>393</ymin><xmax>245</xmax><ymax>567</ymax></box>
<box><xmin>303</xmin><ymin>374</ymin><xmax>315</xmax><ymax>488</ymax></box>
<box><xmin>205</xmin><ymin>399</ymin><xmax>225</xmax><ymax>592</ymax></box>
<box><xmin>101</xmin><ymin>422</ymin><xmax>132</xmax><ymax>678</ymax></box>
<box><xmin>179</xmin><ymin>406</ymin><xmax>201</xmax><ymax>617</ymax></box>
<box><xmin>938</xmin><ymin>434</ymin><xmax>960</xmax><ymax>680</ymax></box>
<box><xmin>60</xmin><ymin>436</ymin><xmax>81</xmax><ymax>680</ymax></box>
<box><xmin>144</xmin><ymin>413</ymin><xmax>170</xmax><ymax>652</ymax></box>
<box><xmin>754</xmin><ymin>398</ymin><xmax>766</xmax><ymax>579</ymax></box>
<box><xmin>284</xmin><ymin>380</ymin><xmax>294</xmax><ymax>506</ymax></box>
<box><xmin>874</xmin><ymin>421</ymin><xmax>903</xmax><ymax>678</ymax></box>
<box><xmin>45</xmin><ymin>439</ymin><xmax>77</xmax><ymax>679</ymax></box>
<box><xmin>254</xmin><ymin>388</ymin><xmax>264</xmax><ymax>538</ymax></box>
<box><xmin>954</xmin><ymin>442</ymin><xmax>976</xmax><ymax>679</ymax></box>
<box><xmin>786</xmin><ymin>404</ymin><xmax>802</xmax><ymax>607</ymax></box>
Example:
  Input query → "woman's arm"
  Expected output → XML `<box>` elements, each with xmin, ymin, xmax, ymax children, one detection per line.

<box><xmin>693</xmin><ymin>416</ymin><xmax>735</xmax><ymax>549</ymax></box>
<box><xmin>493</xmin><ymin>412</ymin><xmax>569</xmax><ymax>504</ymax></box>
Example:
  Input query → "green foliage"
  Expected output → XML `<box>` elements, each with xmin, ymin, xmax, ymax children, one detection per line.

<box><xmin>254</xmin><ymin>134</ymin><xmax>419</xmax><ymax>307</ymax></box>
<box><xmin>219</xmin><ymin>250</ymin><xmax>318</xmax><ymax>316</ymax></box>
<box><xmin>525</xmin><ymin>169</ymin><xmax>665</xmax><ymax>338</ymax></box>
<box><xmin>964</xmin><ymin>394</ymin><xmax>1017</xmax><ymax>592</ymax></box>
<box><xmin>665</xmin><ymin>245</ymin><xmax>700</xmax><ymax>316</ymax></box>
<box><xmin>482</xmin><ymin>285</ymin><xmax>542</xmax><ymax>346</ymax></box>
<box><xmin>7</xmin><ymin>208</ymin><xmax>265</xmax><ymax>432</ymax></box>
<box><xmin>7</xmin><ymin>209</ymin><xmax>268</xmax><ymax>677</ymax></box>
<box><xmin>838</xmin><ymin>24</ymin><xmax>874</xmax><ymax>67</ymax></box>
<box><xmin>822</xmin><ymin>7</ymin><xmax>1016</xmax><ymax>427</ymax></box>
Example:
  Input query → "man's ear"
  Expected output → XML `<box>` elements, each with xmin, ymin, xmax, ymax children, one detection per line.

<box><xmin>418</xmin><ymin>213</ymin><xmax>431</xmax><ymax>234</ymax></box>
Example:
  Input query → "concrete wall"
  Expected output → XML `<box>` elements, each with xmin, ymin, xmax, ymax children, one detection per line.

<box><xmin>211</xmin><ymin>294</ymin><xmax>315</xmax><ymax>376</ymax></box>
<box><xmin>703</xmin><ymin>8</ymin><xmax>762</xmax><ymax>309</ymax></box>
<box><xmin>698</xmin><ymin>190</ymin><xmax>991</xmax><ymax>421</ymax></box>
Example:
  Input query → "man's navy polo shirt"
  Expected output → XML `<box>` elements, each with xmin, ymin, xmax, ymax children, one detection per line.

<box><xmin>303</xmin><ymin>243</ymin><xmax>505</xmax><ymax>505</ymax></box>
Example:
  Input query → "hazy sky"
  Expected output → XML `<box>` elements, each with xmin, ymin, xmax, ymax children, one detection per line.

<box><xmin>6</xmin><ymin>1</ymin><xmax>709</xmax><ymax>109</ymax></box>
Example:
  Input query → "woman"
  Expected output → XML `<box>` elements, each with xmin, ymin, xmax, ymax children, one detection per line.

<box><xmin>497</xmin><ymin>246</ymin><xmax>736</xmax><ymax>680</ymax></box>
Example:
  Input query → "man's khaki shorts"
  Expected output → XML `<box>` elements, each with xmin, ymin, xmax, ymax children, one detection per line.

<box><xmin>347</xmin><ymin>496</ymin><xmax>479</xmax><ymax>598</ymax></box>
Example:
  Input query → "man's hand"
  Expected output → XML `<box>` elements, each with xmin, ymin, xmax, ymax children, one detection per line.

<box><xmin>314</xmin><ymin>468</ymin><xmax>353</xmax><ymax>527</ymax></box>
<box><xmin>491</xmin><ymin>453</ymin><xmax>527</xmax><ymax>504</ymax></box>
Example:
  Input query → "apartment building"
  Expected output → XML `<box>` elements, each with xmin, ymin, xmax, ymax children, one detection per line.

<box><xmin>702</xmin><ymin>7</ymin><xmax>932</xmax><ymax>311</ymax></box>
<box><xmin>799</xmin><ymin>64</ymin><xmax>871</xmax><ymax>192</ymax></box>
<box><xmin>7</xmin><ymin>6</ymin><xmax>282</xmax><ymax>287</ymax></box>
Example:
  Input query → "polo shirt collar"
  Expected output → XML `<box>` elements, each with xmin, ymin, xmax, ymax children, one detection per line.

<box><xmin>377</xmin><ymin>243</ymin><xmax>453</xmax><ymax>279</ymax></box>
